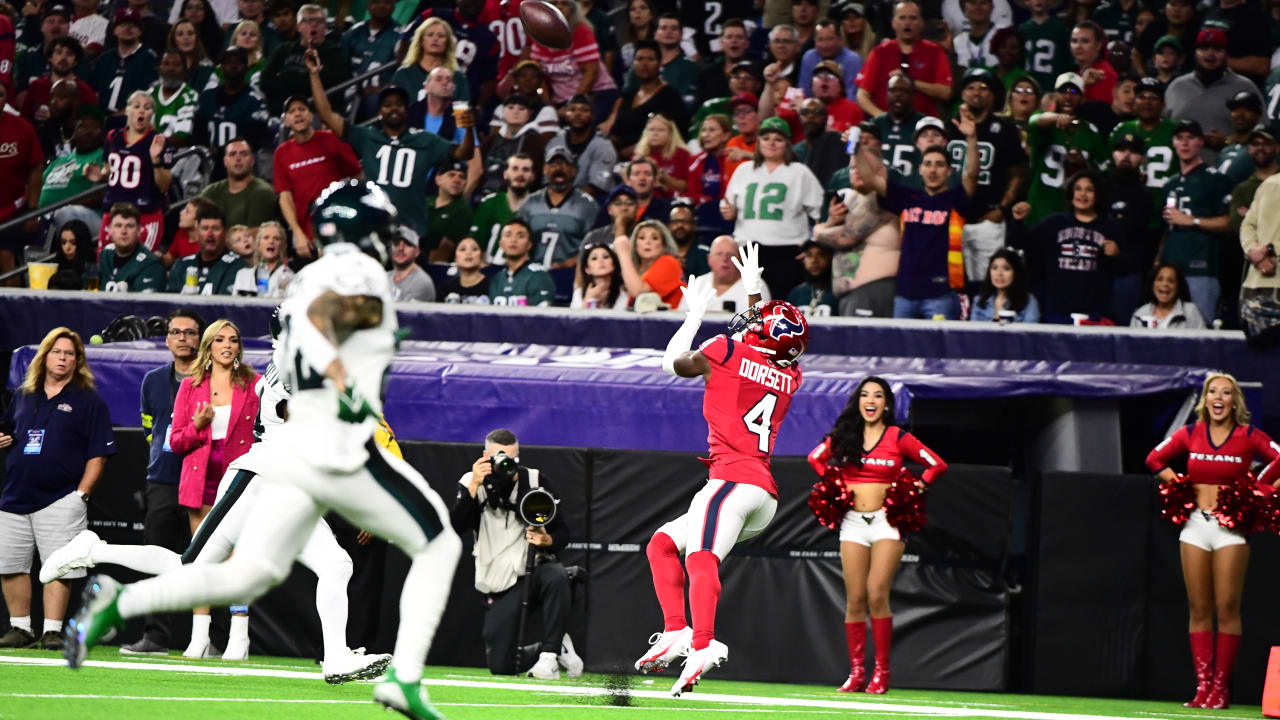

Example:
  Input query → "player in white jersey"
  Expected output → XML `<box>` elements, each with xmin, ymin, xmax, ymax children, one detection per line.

<box><xmin>40</xmin><ymin>311</ymin><xmax>391</xmax><ymax>683</ymax></box>
<box><xmin>721</xmin><ymin>116</ymin><xmax>824</xmax><ymax>297</ymax></box>
<box><xmin>66</xmin><ymin>181</ymin><xmax>463</xmax><ymax>720</ymax></box>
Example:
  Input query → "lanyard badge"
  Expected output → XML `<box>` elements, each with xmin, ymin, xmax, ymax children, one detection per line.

<box><xmin>24</xmin><ymin>429</ymin><xmax>45</xmax><ymax>455</ymax></box>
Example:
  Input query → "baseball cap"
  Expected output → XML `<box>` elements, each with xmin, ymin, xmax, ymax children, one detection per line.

<box><xmin>1112</xmin><ymin>131</ymin><xmax>1147</xmax><ymax>154</ymax></box>
<box><xmin>1055</xmin><ymin>72</ymin><xmax>1085</xmax><ymax>93</ymax></box>
<box><xmin>378</xmin><ymin>85</ymin><xmax>409</xmax><ymax>105</ymax></box>
<box><xmin>545</xmin><ymin>145</ymin><xmax>576</xmax><ymax>163</ymax></box>
<box><xmin>801</xmin><ymin>239</ymin><xmax>834</xmax><ymax>255</ymax></box>
<box><xmin>729</xmin><ymin>91</ymin><xmax>759</xmax><ymax>110</ymax></box>
<box><xmin>1153</xmin><ymin>35</ymin><xmax>1184</xmax><ymax>55</ymax></box>
<box><xmin>504</xmin><ymin>93</ymin><xmax>536</xmax><ymax>109</ymax></box>
<box><xmin>1173</xmin><ymin>118</ymin><xmax>1203</xmax><ymax>137</ymax></box>
<box><xmin>730</xmin><ymin>60</ymin><xmax>759</xmax><ymax>78</ymax></box>
<box><xmin>1248</xmin><ymin>122</ymin><xmax>1279</xmax><ymax>143</ymax></box>
<box><xmin>961</xmin><ymin>66</ymin><xmax>1004</xmax><ymax>106</ymax></box>
<box><xmin>838</xmin><ymin>0</ymin><xmax>866</xmax><ymax>16</ymax></box>
<box><xmin>566</xmin><ymin>93</ymin><xmax>593</xmax><ymax>108</ymax></box>
<box><xmin>1136</xmin><ymin>76</ymin><xmax>1164</xmax><ymax>98</ymax></box>
<box><xmin>857</xmin><ymin>119</ymin><xmax>878</xmax><ymax>139</ymax></box>
<box><xmin>282</xmin><ymin>95</ymin><xmax>310</xmax><ymax>112</ymax></box>
<box><xmin>914</xmin><ymin>115</ymin><xmax>945</xmax><ymax>137</ymax></box>
<box><xmin>606</xmin><ymin>184</ymin><xmax>638</xmax><ymax>204</ymax></box>
<box><xmin>43</xmin><ymin>2</ymin><xmax>71</xmax><ymax>20</ymax></box>
<box><xmin>395</xmin><ymin>226</ymin><xmax>420</xmax><ymax>248</ymax></box>
<box><xmin>1226</xmin><ymin>90</ymin><xmax>1263</xmax><ymax>113</ymax></box>
<box><xmin>113</xmin><ymin>8</ymin><xmax>143</xmax><ymax>26</ymax></box>
<box><xmin>759</xmin><ymin>116</ymin><xmax>792</xmax><ymax>140</ymax></box>
<box><xmin>1196</xmin><ymin>27</ymin><xmax>1227</xmax><ymax>47</ymax></box>
<box><xmin>813</xmin><ymin>60</ymin><xmax>844</xmax><ymax>80</ymax></box>
<box><xmin>438</xmin><ymin>158</ymin><xmax>468</xmax><ymax>176</ymax></box>
<box><xmin>511</xmin><ymin>59</ymin><xmax>544</xmax><ymax>75</ymax></box>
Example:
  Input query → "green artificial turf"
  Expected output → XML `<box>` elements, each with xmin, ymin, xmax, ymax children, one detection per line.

<box><xmin>0</xmin><ymin>647</ymin><xmax>1265</xmax><ymax>720</ymax></box>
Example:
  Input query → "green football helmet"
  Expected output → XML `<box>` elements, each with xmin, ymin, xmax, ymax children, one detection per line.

<box><xmin>310</xmin><ymin>179</ymin><xmax>398</xmax><ymax>266</ymax></box>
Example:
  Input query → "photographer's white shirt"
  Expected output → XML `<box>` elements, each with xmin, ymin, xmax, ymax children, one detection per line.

<box><xmin>458</xmin><ymin>468</ymin><xmax>542</xmax><ymax>595</ymax></box>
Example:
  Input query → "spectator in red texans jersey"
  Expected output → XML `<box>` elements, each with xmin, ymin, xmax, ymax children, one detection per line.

<box><xmin>807</xmin><ymin>376</ymin><xmax>947</xmax><ymax>695</ymax></box>
<box><xmin>0</xmin><ymin>81</ymin><xmax>43</xmax><ymax>283</ymax></box>
<box><xmin>271</xmin><ymin>95</ymin><xmax>362</xmax><ymax>260</ymax></box>
<box><xmin>1146</xmin><ymin>373</ymin><xmax>1280</xmax><ymax>711</ymax></box>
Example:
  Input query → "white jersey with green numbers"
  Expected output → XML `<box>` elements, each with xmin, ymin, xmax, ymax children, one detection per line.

<box><xmin>150</xmin><ymin>83</ymin><xmax>199</xmax><ymax>140</ymax></box>
<box><xmin>724</xmin><ymin>161</ymin><xmax>823</xmax><ymax>246</ymax></box>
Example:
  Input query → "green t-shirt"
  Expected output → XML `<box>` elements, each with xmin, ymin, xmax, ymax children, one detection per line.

<box><xmin>470</xmin><ymin>192</ymin><xmax>517</xmax><ymax>264</ymax></box>
<box><xmin>871</xmin><ymin>111</ymin><xmax>924</xmax><ymax>180</ymax></box>
<box><xmin>198</xmin><ymin>178</ymin><xmax>279</xmax><ymax>229</ymax></box>
<box><xmin>1026</xmin><ymin>113</ymin><xmax>1110</xmax><ymax>224</ymax></box>
<box><xmin>489</xmin><ymin>260</ymin><xmax>557</xmax><ymax>306</ymax></box>
<box><xmin>424</xmin><ymin>195</ymin><xmax>475</xmax><ymax>252</ymax></box>
<box><xmin>99</xmin><ymin>245</ymin><xmax>165</xmax><ymax>292</ymax></box>
<box><xmin>40</xmin><ymin>148</ymin><xmax>103</xmax><ymax>207</ymax></box>
<box><xmin>343</xmin><ymin>125</ymin><xmax>453</xmax><ymax>237</ymax></box>
<box><xmin>150</xmin><ymin>82</ymin><xmax>199</xmax><ymax>140</ymax></box>
<box><xmin>1161</xmin><ymin>164</ymin><xmax>1234</xmax><ymax>277</ymax></box>
<box><xmin>1019</xmin><ymin>16</ymin><xmax>1072</xmax><ymax>94</ymax></box>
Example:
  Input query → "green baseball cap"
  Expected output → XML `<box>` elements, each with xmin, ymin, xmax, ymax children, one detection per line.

<box><xmin>759</xmin><ymin>116</ymin><xmax>792</xmax><ymax>140</ymax></box>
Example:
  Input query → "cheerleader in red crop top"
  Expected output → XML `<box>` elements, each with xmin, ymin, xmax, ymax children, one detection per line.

<box><xmin>1144</xmin><ymin>373</ymin><xmax>1280</xmax><ymax>710</ymax></box>
<box><xmin>807</xmin><ymin>376</ymin><xmax>946</xmax><ymax>695</ymax></box>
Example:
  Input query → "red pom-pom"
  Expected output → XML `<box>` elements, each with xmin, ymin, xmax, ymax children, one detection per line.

<box><xmin>1213</xmin><ymin>480</ymin><xmax>1260</xmax><ymax>533</ymax></box>
<box><xmin>883</xmin><ymin>467</ymin><xmax>927</xmax><ymax>534</ymax></box>
<box><xmin>1255</xmin><ymin>488</ymin><xmax>1280</xmax><ymax>535</ymax></box>
<box><xmin>1158</xmin><ymin>475</ymin><xmax>1197</xmax><ymax>527</ymax></box>
<box><xmin>809</xmin><ymin>470</ymin><xmax>850</xmax><ymax>531</ymax></box>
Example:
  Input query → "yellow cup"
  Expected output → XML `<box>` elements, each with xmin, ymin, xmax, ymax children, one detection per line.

<box><xmin>27</xmin><ymin>262</ymin><xmax>57</xmax><ymax>289</ymax></box>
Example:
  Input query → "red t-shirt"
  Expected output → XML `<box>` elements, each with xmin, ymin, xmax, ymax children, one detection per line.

<box><xmin>272</xmin><ymin>130</ymin><xmax>362</xmax><ymax>239</ymax></box>
<box><xmin>778</xmin><ymin>96</ymin><xmax>866</xmax><ymax>139</ymax></box>
<box><xmin>857</xmin><ymin>39</ymin><xmax>953</xmax><ymax>117</ymax></box>
<box><xmin>807</xmin><ymin>427</ymin><xmax>948</xmax><ymax>486</ymax></box>
<box><xmin>1081</xmin><ymin>59</ymin><xmax>1118</xmax><ymax>104</ymax></box>
<box><xmin>0</xmin><ymin>109</ymin><xmax>43</xmax><ymax>221</ymax></box>
<box><xmin>1146</xmin><ymin>422</ymin><xmax>1280</xmax><ymax>486</ymax></box>
<box><xmin>167</xmin><ymin>228</ymin><xmax>199</xmax><ymax>259</ymax></box>
<box><xmin>698</xmin><ymin>333</ymin><xmax>803</xmax><ymax>496</ymax></box>
<box><xmin>646</xmin><ymin>147</ymin><xmax>692</xmax><ymax>198</ymax></box>
<box><xmin>19</xmin><ymin>76</ymin><xmax>99</xmax><ymax>123</ymax></box>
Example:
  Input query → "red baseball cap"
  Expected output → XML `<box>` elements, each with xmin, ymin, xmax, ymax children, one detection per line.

<box><xmin>729</xmin><ymin>92</ymin><xmax>759</xmax><ymax>110</ymax></box>
<box><xmin>113</xmin><ymin>8</ymin><xmax>143</xmax><ymax>25</ymax></box>
<box><xmin>1195</xmin><ymin>28</ymin><xmax>1227</xmax><ymax>47</ymax></box>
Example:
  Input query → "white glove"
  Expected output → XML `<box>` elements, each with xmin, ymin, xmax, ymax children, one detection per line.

<box><xmin>731</xmin><ymin>242</ymin><xmax>763</xmax><ymax>296</ymax></box>
<box><xmin>679</xmin><ymin>273</ymin><xmax>716</xmax><ymax>318</ymax></box>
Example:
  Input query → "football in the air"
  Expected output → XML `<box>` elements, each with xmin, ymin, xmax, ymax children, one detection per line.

<box><xmin>519</xmin><ymin>0</ymin><xmax>572</xmax><ymax>50</ymax></box>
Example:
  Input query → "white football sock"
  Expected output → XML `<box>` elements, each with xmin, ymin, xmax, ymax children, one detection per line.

<box><xmin>10</xmin><ymin>616</ymin><xmax>31</xmax><ymax>633</ymax></box>
<box><xmin>90</xmin><ymin>543</ymin><xmax>182</xmax><ymax>576</ymax></box>
<box><xmin>391</xmin><ymin>531</ymin><xmax>461</xmax><ymax>684</ymax></box>
<box><xmin>43</xmin><ymin>618</ymin><xmax>63</xmax><ymax>634</ymax></box>
<box><xmin>315</xmin><ymin>562</ymin><xmax>351</xmax><ymax>663</ymax></box>
<box><xmin>229</xmin><ymin>614</ymin><xmax>249</xmax><ymax>642</ymax></box>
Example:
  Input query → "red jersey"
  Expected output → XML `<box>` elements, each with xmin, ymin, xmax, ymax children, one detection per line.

<box><xmin>0</xmin><ymin>15</ymin><xmax>14</xmax><ymax>98</ymax></box>
<box><xmin>103</xmin><ymin>128</ymin><xmax>167</xmax><ymax>215</ymax></box>
<box><xmin>777</xmin><ymin>97</ymin><xmax>865</xmax><ymax>141</ymax></box>
<box><xmin>645</xmin><ymin>147</ymin><xmax>692</xmax><ymax>198</ymax></box>
<box><xmin>698</xmin><ymin>334</ymin><xmax>802</xmax><ymax>496</ymax></box>
<box><xmin>271</xmin><ymin>130</ymin><xmax>362</xmax><ymax>239</ymax></box>
<box><xmin>857</xmin><ymin>39</ymin><xmax>953</xmax><ymax>118</ymax></box>
<box><xmin>19</xmin><ymin>75</ymin><xmax>99</xmax><ymax>123</ymax></box>
<box><xmin>1146</xmin><ymin>422</ymin><xmax>1280</xmax><ymax>487</ymax></box>
<box><xmin>483</xmin><ymin>0</ymin><xmax>527</xmax><ymax>79</ymax></box>
<box><xmin>1081</xmin><ymin>59</ymin><xmax>1118</xmax><ymax>104</ymax></box>
<box><xmin>807</xmin><ymin>427</ymin><xmax>947</xmax><ymax>485</ymax></box>
<box><xmin>0</xmin><ymin>108</ymin><xmax>42</xmax><ymax>221</ymax></box>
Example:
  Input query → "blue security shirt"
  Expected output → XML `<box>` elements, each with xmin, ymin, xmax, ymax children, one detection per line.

<box><xmin>140</xmin><ymin>363</ymin><xmax>184</xmax><ymax>486</ymax></box>
<box><xmin>0</xmin><ymin>383</ymin><xmax>115</xmax><ymax>514</ymax></box>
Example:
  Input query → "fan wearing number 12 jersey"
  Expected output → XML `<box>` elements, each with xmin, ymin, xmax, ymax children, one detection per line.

<box><xmin>638</xmin><ymin>256</ymin><xmax>808</xmax><ymax>698</ymax></box>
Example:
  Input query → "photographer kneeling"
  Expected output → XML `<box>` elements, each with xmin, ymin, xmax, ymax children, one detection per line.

<box><xmin>450</xmin><ymin>429</ymin><xmax>582</xmax><ymax>679</ymax></box>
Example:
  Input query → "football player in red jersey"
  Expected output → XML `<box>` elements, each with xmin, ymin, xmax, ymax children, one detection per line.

<box><xmin>636</xmin><ymin>243</ymin><xmax>809</xmax><ymax>697</ymax></box>
<box><xmin>807</xmin><ymin>376</ymin><xmax>947</xmax><ymax>694</ymax></box>
<box><xmin>1146</xmin><ymin>373</ymin><xmax>1280</xmax><ymax>710</ymax></box>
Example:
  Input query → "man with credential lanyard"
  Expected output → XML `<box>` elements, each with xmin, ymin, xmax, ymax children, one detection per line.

<box><xmin>123</xmin><ymin>308</ymin><xmax>205</xmax><ymax>655</ymax></box>
<box><xmin>0</xmin><ymin>327</ymin><xmax>115</xmax><ymax>650</ymax></box>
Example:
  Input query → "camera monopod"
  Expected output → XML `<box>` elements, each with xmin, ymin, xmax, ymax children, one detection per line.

<box><xmin>514</xmin><ymin>487</ymin><xmax>558</xmax><ymax>672</ymax></box>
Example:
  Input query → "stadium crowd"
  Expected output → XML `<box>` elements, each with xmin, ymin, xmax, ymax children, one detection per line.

<box><xmin>2</xmin><ymin>0</ymin><xmax>1280</xmax><ymax>331</ymax></box>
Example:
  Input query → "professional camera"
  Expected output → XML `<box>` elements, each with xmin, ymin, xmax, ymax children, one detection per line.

<box><xmin>482</xmin><ymin>451</ymin><xmax>521</xmax><ymax>511</ymax></box>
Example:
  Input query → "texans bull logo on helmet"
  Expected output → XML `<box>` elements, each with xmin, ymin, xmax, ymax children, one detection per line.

<box><xmin>730</xmin><ymin>300</ymin><xmax>810</xmax><ymax>368</ymax></box>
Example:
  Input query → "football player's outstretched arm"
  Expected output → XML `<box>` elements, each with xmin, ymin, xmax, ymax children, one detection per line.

<box><xmin>663</xmin><ymin>274</ymin><xmax>716</xmax><ymax>380</ymax></box>
<box><xmin>304</xmin><ymin>290</ymin><xmax>384</xmax><ymax>390</ymax></box>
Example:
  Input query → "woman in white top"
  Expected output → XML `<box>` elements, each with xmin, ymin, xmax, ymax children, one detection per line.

<box><xmin>231</xmin><ymin>222</ymin><xmax>294</xmax><ymax>297</ymax></box>
<box><xmin>571</xmin><ymin>241</ymin><xmax>629</xmax><ymax>309</ymax></box>
<box><xmin>1130</xmin><ymin>263</ymin><xmax>1207</xmax><ymax>329</ymax></box>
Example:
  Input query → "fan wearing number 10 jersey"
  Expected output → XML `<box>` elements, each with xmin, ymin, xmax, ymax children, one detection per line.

<box><xmin>637</xmin><ymin>243</ymin><xmax>808</xmax><ymax>698</ymax></box>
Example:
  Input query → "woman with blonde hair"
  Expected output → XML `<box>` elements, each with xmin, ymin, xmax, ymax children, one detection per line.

<box><xmin>613</xmin><ymin>218</ymin><xmax>683</xmax><ymax>308</ymax></box>
<box><xmin>633</xmin><ymin>113</ymin><xmax>691</xmax><ymax>197</ymax></box>
<box><xmin>222</xmin><ymin>20</ymin><xmax>266</xmax><ymax>87</ymax></box>
<box><xmin>392</xmin><ymin>17</ymin><xmax>470</xmax><ymax>103</ymax></box>
<box><xmin>1146</xmin><ymin>373</ymin><xmax>1280</xmax><ymax>709</ymax></box>
<box><xmin>231</xmin><ymin>222</ymin><xmax>294</xmax><ymax>297</ymax></box>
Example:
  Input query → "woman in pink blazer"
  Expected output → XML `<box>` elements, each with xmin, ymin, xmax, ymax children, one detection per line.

<box><xmin>170</xmin><ymin>319</ymin><xmax>259</xmax><ymax>532</ymax></box>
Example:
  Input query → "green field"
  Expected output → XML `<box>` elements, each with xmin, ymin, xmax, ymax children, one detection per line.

<box><xmin>0</xmin><ymin>647</ymin><xmax>1264</xmax><ymax>719</ymax></box>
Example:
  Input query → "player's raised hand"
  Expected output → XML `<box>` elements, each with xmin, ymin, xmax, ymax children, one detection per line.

<box><xmin>731</xmin><ymin>242</ymin><xmax>763</xmax><ymax>295</ymax></box>
<box><xmin>680</xmin><ymin>274</ymin><xmax>716</xmax><ymax>317</ymax></box>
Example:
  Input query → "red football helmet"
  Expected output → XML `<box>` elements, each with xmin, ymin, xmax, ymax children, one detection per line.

<box><xmin>728</xmin><ymin>300</ymin><xmax>810</xmax><ymax>367</ymax></box>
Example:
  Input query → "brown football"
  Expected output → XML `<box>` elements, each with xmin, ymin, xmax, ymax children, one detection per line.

<box><xmin>519</xmin><ymin>0</ymin><xmax>572</xmax><ymax>51</ymax></box>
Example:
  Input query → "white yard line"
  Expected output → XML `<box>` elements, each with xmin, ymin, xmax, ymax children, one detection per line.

<box><xmin>0</xmin><ymin>655</ymin><xmax>1183</xmax><ymax>720</ymax></box>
